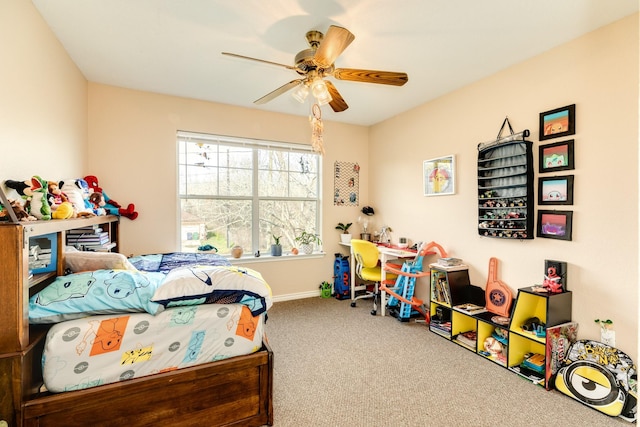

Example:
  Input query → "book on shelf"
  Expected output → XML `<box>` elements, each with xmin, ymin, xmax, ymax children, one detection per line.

<box><xmin>437</xmin><ymin>257</ymin><xmax>462</xmax><ymax>267</ymax></box>
<box><xmin>72</xmin><ymin>242</ymin><xmax>117</xmax><ymax>252</ymax></box>
<box><xmin>454</xmin><ymin>330</ymin><xmax>477</xmax><ymax>348</ymax></box>
<box><xmin>453</xmin><ymin>303</ymin><xmax>487</xmax><ymax>315</ymax></box>
<box><xmin>545</xmin><ymin>321</ymin><xmax>579</xmax><ymax>389</ymax></box>
<box><xmin>67</xmin><ymin>226</ymin><xmax>103</xmax><ymax>234</ymax></box>
<box><xmin>67</xmin><ymin>232</ymin><xmax>110</xmax><ymax>244</ymax></box>
<box><xmin>521</xmin><ymin>353</ymin><xmax>545</xmax><ymax>373</ymax></box>
<box><xmin>430</xmin><ymin>321</ymin><xmax>451</xmax><ymax>333</ymax></box>
<box><xmin>510</xmin><ymin>365</ymin><xmax>545</xmax><ymax>385</ymax></box>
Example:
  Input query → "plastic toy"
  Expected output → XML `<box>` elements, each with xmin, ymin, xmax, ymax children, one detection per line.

<box><xmin>542</xmin><ymin>266</ymin><xmax>563</xmax><ymax>293</ymax></box>
<box><xmin>84</xmin><ymin>175</ymin><xmax>138</xmax><ymax>220</ymax></box>
<box><xmin>382</xmin><ymin>241</ymin><xmax>447</xmax><ymax>322</ymax></box>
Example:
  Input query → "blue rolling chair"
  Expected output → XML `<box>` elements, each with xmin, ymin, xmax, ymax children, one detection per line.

<box><xmin>350</xmin><ymin>239</ymin><xmax>396</xmax><ymax>315</ymax></box>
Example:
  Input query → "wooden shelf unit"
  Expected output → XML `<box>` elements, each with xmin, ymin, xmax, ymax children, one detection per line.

<box><xmin>429</xmin><ymin>277</ymin><xmax>575</xmax><ymax>390</ymax></box>
<box><xmin>0</xmin><ymin>216</ymin><xmax>119</xmax><ymax>426</ymax></box>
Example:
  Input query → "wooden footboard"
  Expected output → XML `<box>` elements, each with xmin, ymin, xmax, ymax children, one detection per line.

<box><xmin>22</xmin><ymin>344</ymin><xmax>273</xmax><ymax>427</ymax></box>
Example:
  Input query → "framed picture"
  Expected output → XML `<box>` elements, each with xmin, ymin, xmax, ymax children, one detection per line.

<box><xmin>539</xmin><ymin>104</ymin><xmax>575</xmax><ymax>141</ymax></box>
<box><xmin>539</xmin><ymin>140</ymin><xmax>575</xmax><ymax>173</ymax></box>
<box><xmin>538</xmin><ymin>175</ymin><xmax>574</xmax><ymax>205</ymax></box>
<box><xmin>423</xmin><ymin>155</ymin><xmax>455</xmax><ymax>196</ymax></box>
<box><xmin>537</xmin><ymin>210</ymin><xmax>573</xmax><ymax>241</ymax></box>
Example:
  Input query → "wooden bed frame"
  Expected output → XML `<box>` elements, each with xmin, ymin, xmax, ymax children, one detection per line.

<box><xmin>22</xmin><ymin>343</ymin><xmax>273</xmax><ymax>427</ymax></box>
<box><xmin>0</xmin><ymin>216</ymin><xmax>273</xmax><ymax>426</ymax></box>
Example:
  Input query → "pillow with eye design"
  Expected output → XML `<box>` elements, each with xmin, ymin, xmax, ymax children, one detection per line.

<box><xmin>29</xmin><ymin>269</ymin><xmax>165</xmax><ymax>324</ymax></box>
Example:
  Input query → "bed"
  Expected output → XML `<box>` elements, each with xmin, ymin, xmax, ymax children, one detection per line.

<box><xmin>22</xmin><ymin>251</ymin><xmax>274</xmax><ymax>427</ymax></box>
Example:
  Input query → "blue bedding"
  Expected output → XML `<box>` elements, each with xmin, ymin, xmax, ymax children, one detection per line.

<box><xmin>129</xmin><ymin>252</ymin><xmax>230</xmax><ymax>273</ymax></box>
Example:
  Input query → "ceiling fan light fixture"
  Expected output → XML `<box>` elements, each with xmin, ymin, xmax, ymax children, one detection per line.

<box><xmin>291</xmin><ymin>84</ymin><xmax>309</xmax><ymax>103</ymax></box>
<box><xmin>311</xmin><ymin>78</ymin><xmax>332</xmax><ymax>105</ymax></box>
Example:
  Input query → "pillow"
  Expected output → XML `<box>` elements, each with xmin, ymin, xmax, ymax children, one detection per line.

<box><xmin>29</xmin><ymin>269</ymin><xmax>166</xmax><ymax>324</ymax></box>
<box><xmin>65</xmin><ymin>250</ymin><xmax>138</xmax><ymax>273</ymax></box>
<box><xmin>151</xmin><ymin>265</ymin><xmax>272</xmax><ymax>316</ymax></box>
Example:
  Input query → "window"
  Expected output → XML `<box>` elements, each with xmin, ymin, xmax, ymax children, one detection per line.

<box><xmin>178</xmin><ymin>131</ymin><xmax>322</xmax><ymax>255</ymax></box>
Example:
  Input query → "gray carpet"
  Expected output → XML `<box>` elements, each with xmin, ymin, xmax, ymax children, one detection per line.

<box><xmin>264</xmin><ymin>297</ymin><xmax>628</xmax><ymax>427</ymax></box>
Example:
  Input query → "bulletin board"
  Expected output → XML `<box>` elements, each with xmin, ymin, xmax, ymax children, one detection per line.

<box><xmin>334</xmin><ymin>161</ymin><xmax>360</xmax><ymax>206</ymax></box>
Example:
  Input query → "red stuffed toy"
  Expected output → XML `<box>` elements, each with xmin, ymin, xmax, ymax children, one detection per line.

<box><xmin>84</xmin><ymin>175</ymin><xmax>138</xmax><ymax>220</ymax></box>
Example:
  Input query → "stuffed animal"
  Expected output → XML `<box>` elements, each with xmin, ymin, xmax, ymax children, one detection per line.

<box><xmin>4</xmin><ymin>179</ymin><xmax>33</xmax><ymax>199</ymax></box>
<box><xmin>0</xmin><ymin>199</ymin><xmax>36</xmax><ymax>221</ymax></box>
<box><xmin>52</xmin><ymin>201</ymin><xmax>74</xmax><ymax>219</ymax></box>
<box><xmin>28</xmin><ymin>176</ymin><xmax>51</xmax><ymax>220</ymax></box>
<box><xmin>88</xmin><ymin>192</ymin><xmax>106</xmax><ymax>216</ymax></box>
<box><xmin>47</xmin><ymin>181</ymin><xmax>68</xmax><ymax>211</ymax></box>
<box><xmin>59</xmin><ymin>179</ymin><xmax>95</xmax><ymax>217</ymax></box>
<box><xmin>84</xmin><ymin>175</ymin><xmax>138</xmax><ymax>220</ymax></box>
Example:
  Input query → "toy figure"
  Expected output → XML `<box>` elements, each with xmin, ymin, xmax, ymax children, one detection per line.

<box><xmin>28</xmin><ymin>176</ymin><xmax>51</xmax><ymax>220</ymax></box>
<box><xmin>88</xmin><ymin>192</ymin><xmax>107</xmax><ymax>216</ymax></box>
<box><xmin>47</xmin><ymin>181</ymin><xmax>68</xmax><ymax>211</ymax></box>
<box><xmin>84</xmin><ymin>175</ymin><xmax>138</xmax><ymax>220</ymax></box>
<box><xmin>59</xmin><ymin>179</ymin><xmax>95</xmax><ymax>217</ymax></box>
<box><xmin>0</xmin><ymin>199</ymin><xmax>36</xmax><ymax>221</ymax></box>
<box><xmin>543</xmin><ymin>266</ymin><xmax>563</xmax><ymax>293</ymax></box>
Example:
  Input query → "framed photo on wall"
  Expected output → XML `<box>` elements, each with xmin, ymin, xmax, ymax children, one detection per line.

<box><xmin>539</xmin><ymin>104</ymin><xmax>575</xmax><ymax>141</ymax></box>
<box><xmin>423</xmin><ymin>155</ymin><xmax>455</xmax><ymax>196</ymax></box>
<box><xmin>539</xmin><ymin>140</ymin><xmax>575</xmax><ymax>173</ymax></box>
<box><xmin>537</xmin><ymin>210</ymin><xmax>573</xmax><ymax>241</ymax></box>
<box><xmin>538</xmin><ymin>175</ymin><xmax>574</xmax><ymax>205</ymax></box>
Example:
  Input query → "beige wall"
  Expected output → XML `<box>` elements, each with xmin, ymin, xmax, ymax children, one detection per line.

<box><xmin>87</xmin><ymin>83</ymin><xmax>369</xmax><ymax>298</ymax></box>
<box><xmin>369</xmin><ymin>14</ymin><xmax>638</xmax><ymax>359</ymax></box>
<box><xmin>2</xmin><ymin>1</ymin><xmax>637</xmax><ymax>360</ymax></box>
<box><xmin>0</xmin><ymin>0</ymin><xmax>87</xmax><ymax>180</ymax></box>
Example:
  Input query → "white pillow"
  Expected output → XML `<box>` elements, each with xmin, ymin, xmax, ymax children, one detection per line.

<box><xmin>65</xmin><ymin>250</ymin><xmax>138</xmax><ymax>273</ymax></box>
<box><xmin>151</xmin><ymin>265</ymin><xmax>272</xmax><ymax>316</ymax></box>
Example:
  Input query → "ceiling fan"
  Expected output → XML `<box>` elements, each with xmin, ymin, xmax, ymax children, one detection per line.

<box><xmin>222</xmin><ymin>25</ymin><xmax>408</xmax><ymax>113</ymax></box>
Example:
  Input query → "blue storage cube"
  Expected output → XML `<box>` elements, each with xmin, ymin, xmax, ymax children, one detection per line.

<box><xmin>29</xmin><ymin>233</ymin><xmax>57</xmax><ymax>274</ymax></box>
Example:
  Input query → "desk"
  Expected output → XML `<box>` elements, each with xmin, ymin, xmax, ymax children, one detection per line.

<box><xmin>339</xmin><ymin>242</ymin><xmax>417</xmax><ymax>316</ymax></box>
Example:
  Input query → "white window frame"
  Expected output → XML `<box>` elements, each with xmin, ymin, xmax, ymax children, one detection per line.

<box><xmin>177</xmin><ymin>131</ymin><xmax>322</xmax><ymax>256</ymax></box>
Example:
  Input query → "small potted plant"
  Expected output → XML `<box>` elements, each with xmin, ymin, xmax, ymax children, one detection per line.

<box><xmin>270</xmin><ymin>234</ymin><xmax>282</xmax><ymax>257</ymax></box>
<box><xmin>336</xmin><ymin>222</ymin><xmax>353</xmax><ymax>244</ymax></box>
<box><xmin>295</xmin><ymin>231</ymin><xmax>322</xmax><ymax>254</ymax></box>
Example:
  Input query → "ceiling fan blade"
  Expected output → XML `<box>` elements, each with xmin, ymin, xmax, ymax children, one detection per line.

<box><xmin>333</xmin><ymin>68</ymin><xmax>408</xmax><ymax>86</ymax></box>
<box><xmin>222</xmin><ymin>52</ymin><xmax>297</xmax><ymax>71</ymax></box>
<box><xmin>325</xmin><ymin>81</ymin><xmax>348</xmax><ymax>112</ymax></box>
<box><xmin>254</xmin><ymin>80</ymin><xmax>303</xmax><ymax>105</ymax></box>
<box><xmin>313</xmin><ymin>26</ymin><xmax>355</xmax><ymax>69</ymax></box>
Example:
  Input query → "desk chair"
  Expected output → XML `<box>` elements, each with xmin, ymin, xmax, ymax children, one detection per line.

<box><xmin>350</xmin><ymin>239</ymin><xmax>396</xmax><ymax>315</ymax></box>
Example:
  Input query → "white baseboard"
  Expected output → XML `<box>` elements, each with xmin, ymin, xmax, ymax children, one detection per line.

<box><xmin>272</xmin><ymin>290</ymin><xmax>321</xmax><ymax>302</ymax></box>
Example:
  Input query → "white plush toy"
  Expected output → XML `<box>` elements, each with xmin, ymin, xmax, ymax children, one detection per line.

<box><xmin>59</xmin><ymin>179</ymin><xmax>95</xmax><ymax>217</ymax></box>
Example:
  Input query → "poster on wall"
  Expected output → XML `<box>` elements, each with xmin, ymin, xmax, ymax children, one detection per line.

<box><xmin>423</xmin><ymin>155</ymin><xmax>455</xmax><ymax>196</ymax></box>
<box><xmin>334</xmin><ymin>161</ymin><xmax>360</xmax><ymax>206</ymax></box>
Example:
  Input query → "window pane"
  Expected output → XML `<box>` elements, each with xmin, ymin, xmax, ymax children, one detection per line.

<box><xmin>259</xmin><ymin>200</ymin><xmax>318</xmax><ymax>251</ymax></box>
<box><xmin>219</xmin><ymin>167</ymin><xmax>252</xmax><ymax>196</ymax></box>
<box><xmin>178</xmin><ymin>132</ymin><xmax>320</xmax><ymax>255</ymax></box>
<box><xmin>180</xmin><ymin>198</ymin><xmax>252</xmax><ymax>254</ymax></box>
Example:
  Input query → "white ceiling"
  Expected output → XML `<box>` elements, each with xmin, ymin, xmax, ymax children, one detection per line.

<box><xmin>33</xmin><ymin>0</ymin><xmax>638</xmax><ymax>126</ymax></box>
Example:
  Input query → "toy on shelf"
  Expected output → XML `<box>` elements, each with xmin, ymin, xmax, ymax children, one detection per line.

<box><xmin>27</xmin><ymin>176</ymin><xmax>51</xmax><ymax>220</ymax></box>
<box><xmin>60</xmin><ymin>179</ymin><xmax>95</xmax><ymax>217</ymax></box>
<box><xmin>0</xmin><ymin>199</ymin><xmax>36</xmax><ymax>222</ymax></box>
<box><xmin>84</xmin><ymin>175</ymin><xmax>138</xmax><ymax>220</ymax></box>
<box><xmin>485</xmin><ymin>257</ymin><xmax>513</xmax><ymax>318</ymax></box>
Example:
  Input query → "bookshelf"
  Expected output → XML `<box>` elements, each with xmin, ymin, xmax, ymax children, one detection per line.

<box><xmin>0</xmin><ymin>215</ymin><xmax>119</xmax><ymax>425</ymax></box>
<box><xmin>507</xmin><ymin>287</ymin><xmax>574</xmax><ymax>389</ymax></box>
<box><xmin>429</xmin><ymin>276</ymin><xmax>575</xmax><ymax>390</ymax></box>
<box><xmin>429</xmin><ymin>264</ymin><xmax>473</xmax><ymax>339</ymax></box>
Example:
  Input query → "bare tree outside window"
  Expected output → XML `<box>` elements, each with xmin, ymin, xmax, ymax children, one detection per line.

<box><xmin>178</xmin><ymin>132</ymin><xmax>321</xmax><ymax>255</ymax></box>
